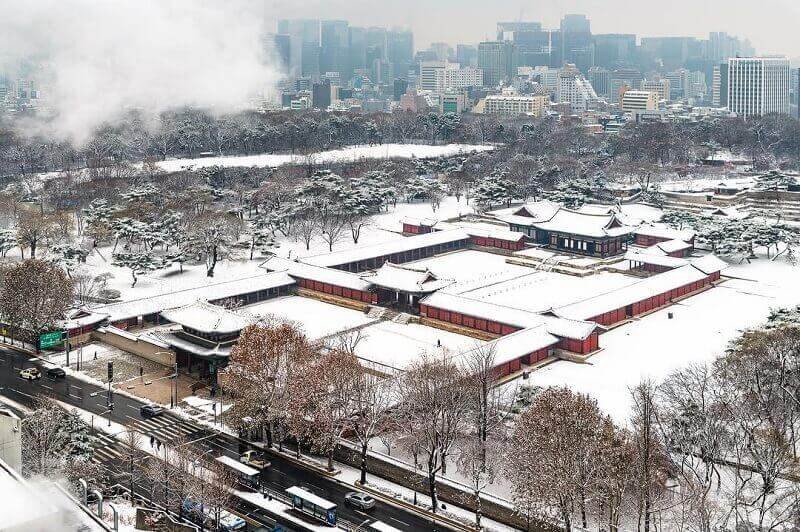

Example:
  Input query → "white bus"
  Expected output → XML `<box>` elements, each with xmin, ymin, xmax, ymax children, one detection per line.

<box><xmin>215</xmin><ymin>454</ymin><xmax>260</xmax><ymax>489</ymax></box>
<box><xmin>286</xmin><ymin>486</ymin><xmax>337</xmax><ymax>526</ymax></box>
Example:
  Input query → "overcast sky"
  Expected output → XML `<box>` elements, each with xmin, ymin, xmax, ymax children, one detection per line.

<box><xmin>264</xmin><ymin>0</ymin><xmax>800</xmax><ymax>58</ymax></box>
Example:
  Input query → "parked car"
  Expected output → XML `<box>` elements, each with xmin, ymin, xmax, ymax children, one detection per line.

<box><xmin>19</xmin><ymin>368</ymin><xmax>41</xmax><ymax>381</ymax></box>
<box><xmin>139</xmin><ymin>404</ymin><xmax>165</xmax><ymax>418</ymax></box>
<box><xmin>344</xmin><ymin>491</ymin><xmax>376</xmax><ymax>510</ymax></box>
<box><xmin>239</xmin><ymin>450</ymin><xmax>271</xmax><ymax>469</ymax></box>
<box><xmin>46</xmin><ymin>367</ymin><xmax>66</xmax><ymax>380</ymax></box>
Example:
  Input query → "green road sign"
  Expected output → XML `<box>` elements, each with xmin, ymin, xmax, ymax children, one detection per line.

<box><xmin>39</xmin><ymin>331</ymin><xmax>64</xmax><ymax>349</ymax></box>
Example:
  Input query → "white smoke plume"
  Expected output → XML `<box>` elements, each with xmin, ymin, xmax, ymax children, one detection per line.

<box><xmin>0</xmin><ymin>0</ymin><xmax>283</xmax><ymax>143</ymax></box>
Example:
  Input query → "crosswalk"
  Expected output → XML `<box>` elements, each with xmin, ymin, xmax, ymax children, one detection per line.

<box><xmin>90</xmin><ymin>415</ymin><xmax>208</xmax><ymax>465</ymax></box>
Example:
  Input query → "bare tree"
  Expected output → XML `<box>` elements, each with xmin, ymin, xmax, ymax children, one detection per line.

<box><xmin>397</xmin><ymin>352</ymin><xmax>470</xmax><ymax>513</ymax></box>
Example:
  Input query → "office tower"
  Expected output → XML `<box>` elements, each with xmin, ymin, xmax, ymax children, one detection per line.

<box><xmin>589</xmin><ymin>67</ymin><xmax>611</xmax><ymax>97</ymax></box>
<box><xmin>560</xmin><ymin>14</ymin><xmax>594</xmax><ymax>72</ymax></box>
<box><xmin>511</xmin><ymin>29</ymin><xmax>559</xmax><ymax>68</ymax></box>
<box><xmin>456</xmin><ymin>45</ymin><xmax>478</xmax><ymax>68</ymax></box>
<box><xmin>269</xmin><ymin>34</ymin><xmax>291</xmax><ymax>73</ymax></box>
<box><xmin>712</xmin><ymin>63</ymin><xmax>729</xmax><ymax>107</ymax></box>
<box><xmin>429</xmin><ymin>42</ymin><xmax>452</xmax><ymax>62</ymax></box>
<box><xmin>484</xmin><ymin>93</ymin><xmax>549</xmax><ymax>117</ymax></box>
<box><xmin>640</xmin><ymin>78</ymin><xmax>671</xmax><ymax>102</ymax></box>
<box><xmin>387</xmin><ymin>29</ymin><xmax>414</xmax><ymax>80</ymax></box>
<box><xmin>348</xmin><ymin>27</ymin><xmax>367</xmax><ymax>78</ymax></box>
<box><xmin>557</xmin><ymin>64</ymin><xmax>598</xmax><ymax>113</ymax></box>
<box><xmin>478</xmin><ymin>41</ymin><xmax>516</xmax><ymax>87</ymax></box>
<box><xmin>312</xmin><ymin>79</ymin><xmax>332</xmax><ymax>109</ymax></box>
<box><xmin>621</xmin><ymin>89</ymin><xmax>659</xmax><ymax>112</ymax></box>
<box><xmin>419</xmin><ymin>62</ymin><xmax>483</xmax><ymax>92</ymax></box>
<box><xmin>727</xmin><ymin>57</ymin><xmax>790</xmax><ymax>118</ymax></box>
<box><xmin>610</xmin><ymin>68</ymin><xmax>643</xmax><ymax>104</ymax></box>
<box><xmin>593</xmin><ymin>34</ymin><xmax>636</xmax><ymax>68</ymax></box>
<box><xmin>640</xmin><ymin>37</ymin><xmax>703</xmax><ymax>70</ymax></box>
<box><xmin>277</xmin><ymin>19</ymin><xmax>320</xmax><ymax>78</ymax></box>
<box><xmin>320</xmin><ymin>20</ymin><xmax>349</xmax><ymax>80</ymax></box>
<box><xmin>393</xmin><ymin>78</ymin><xmax>408</xmax><ymax>101</ymax></box>
<box><xmin>497</xmin><ymin>22</ymin><xmax>543</xmax><ymax>41</ymax></box>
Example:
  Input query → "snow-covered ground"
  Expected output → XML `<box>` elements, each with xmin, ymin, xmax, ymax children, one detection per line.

<box><xmin>406</xmin><ymin>249</ymin><xmax>533</xmax><ymax>294</ymax></box>
<box><xmin>156</xmin><ymin>143</ymin><xmax>495</xmax><ymax>172</ymax></box>
<box><xmin>520</xmin><ymin>257</ymin><xmax>800</xmax><ymax>423</ymax></box>
<box><xmin>242</xmin><ymin>295</ymin><xmax>374</xmax><ymax>339</ymax></box>
<box><xmin>465</xmin><ymin>270</ymin><xmax>638</xmax><ymax>313</ymax></box>
<box><xmin>354</xmin><ymin>320</ymin><xmax>484</xmax><ymax>372</ymax></box>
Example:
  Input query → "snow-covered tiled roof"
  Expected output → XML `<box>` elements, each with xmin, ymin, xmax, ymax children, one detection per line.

<box><xmin>95</xmin><ymin>272</ymin><xmax>296</xmax><ymax>322</ymax></box>
<box><xmin>153</xmin><ymin>331</ymin><xmax>231</xmax><ymax>358</ymax></box>
<box><xmin>421</xmin><ymin>291</ymin><xmax>597</xmax><ymax>340</ymax></box>
<box><xmin>690</xmin><ymin>254</ymin><xmax>728</xmax><ymax>275</ymax></box>
<box><xmin>362</xmin><ymin>262</ymin><xmax>453</xmax><ymax>294</ymax></box>
<box><xmin>625</xmin><ymin>250</ymin><xmax>689</xmax><ymax>269</ymax></box>
<box><xmin>457</xmin><ymin>325</ymin><xmax>559</xmax><ymax>368</ymax></box>
<box><xmin>401</xmin><ymin>216</ymin><xmax>439</xmax><ymax>227</ymax></box>
<box><xmin>653</xmin><ymin>239</ymin><xmax>692</xmax><ymax>254</ymax></box>
<box><xmin>554</xmin><ymin>264</ymin><xmax>710</xmax><ymax>321</ymax></box>
<box><xmin>160</xmin><ymin>300</ymin><xmax>256</xmax><ymax>334</ymax></box>
<box><xmin>534</xmin><ymin>208</ymin><xmax>633</xmax><ymax>238</ymax></box>
<box><xmin>302</xmin><ymin>229</ymin><xmax>472</xmax><ymax>268</ymax></box>
<box><xmin>261</xmin><ymin>256</ymin><xmax>373</xmax><ymax>291</ymax></box>
<box><xmin>59</xmin><ymin>308</ymin><xmax>109</xmax><ymax>330</ymax></box>
<box><xmin>634</xmin><ymin>224</ymin><xmax>696</xmax><ymax>242</ymax></box>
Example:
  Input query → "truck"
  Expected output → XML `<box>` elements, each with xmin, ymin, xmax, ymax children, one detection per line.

<box><xmin>239</xmin><ymin>450</ymin><xmax>271</xmax><ymax>469</ymax></box>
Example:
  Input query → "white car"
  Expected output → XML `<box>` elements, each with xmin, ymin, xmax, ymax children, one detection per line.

<box><xmin>19</xmin><ymin>368</ymin><xmax>42</xmax><ymax>381</ymax></box>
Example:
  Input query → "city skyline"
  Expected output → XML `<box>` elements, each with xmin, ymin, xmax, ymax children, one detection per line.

<box><xmin>263</xmin><ymin>0</ymin><xmax>800</xmax><ymax>59</ymax></box>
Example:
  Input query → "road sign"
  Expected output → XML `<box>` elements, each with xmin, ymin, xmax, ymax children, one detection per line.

<box><xmin>39</xmin><ymin>331</ymin><xmax>64</xmax><ymax>350</ymax></box>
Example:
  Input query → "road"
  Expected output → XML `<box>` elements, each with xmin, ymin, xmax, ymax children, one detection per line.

<box><xmin>0</xmin><ymin>346</ymin><xmax>443</xmax><ymax>531</ymax></box>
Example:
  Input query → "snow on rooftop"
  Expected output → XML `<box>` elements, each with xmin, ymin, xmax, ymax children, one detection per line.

<box><xmin>634</xmin><ymin>224</ymin><xmax>696</xmax><ymax>241</ymax></box>
<box><xmin>261</xmin><ymin>256</ymin><xmax>373</xmax><ymax>291</ymax></box>
<box><xmin>690</xmin><ymin>254</ymin><xmax>729</xmax><ymax>275</ymax></box>
<box><xmin>653</xmin><ymin>239</ymin><xmax>692</xmax><ymax>254</ymax></box>
<box><xmin>156</xmin><ymin>143</ymin><xmax>495</xmax><ymax>172</ymax></box>
<box><xmin>242</xmin><ymin>296</ymin><xmax>374</xmax><ymax>339</ymax></box>
<box><xmin>534</xmin><ymin>208</ymin><xmax>633</xmax><ymax>238</ymax></box>
<box><xmin>625</xmin><ymin>250</ymin><xmax>689</xmax><ymax>269</ymax></box>
<box><xmin>302</xmin><ymin>229</ymin><xmax>472</xmax><ymax>268</ymax></box>
<box><xmin>458</xmin><ymin>325</ymin><xmax>559</xmax><ymax>368</ymax></box>
<box><xmin>96</xmin><ymin>272</ymin><xmax>295</xmax><ymax>322</ymax></box>
<box><xmin>362</xmin><ymin>262</ymin><xmax>453</xmax><ymax>293</ymax></box>
<box><xmin>407</xmin><ymin>250</ymin><xmax>534</xmax><ymax>293</ymax></box>
<box><xmin>554</xmin><ymin>264</ymin><xmax>710</xmax><ymax>321</ymax></box>
<box><xmin>421</xmin><ymin>291</ymin><xmax>597</xmax><ymax>340</ymax></box>
<box><xmin>464</xmin><ymin>270</ymin><xmax>639</xmax><ymax>314</ymax></box>
<box><xmin>354</xmin><ymin>320</ymin><xmax>484</xmax><ymax>372</ymax></box>
<box><xmin>160</xmin><ymin>300</ymin><xmax>255</xmax><ymax>334</ymax></box>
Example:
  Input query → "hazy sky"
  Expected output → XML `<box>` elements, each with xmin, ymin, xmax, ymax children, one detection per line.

<box><xmin>264</xmin><ymin>0</ymin><xmax>800</xmax><ymax>58</ymax></box>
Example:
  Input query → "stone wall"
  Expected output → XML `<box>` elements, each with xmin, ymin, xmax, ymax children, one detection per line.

<box><xmin>92</xmin><ymin>327</ymin><xmax>175</xmax><ymax>367</ymax></box>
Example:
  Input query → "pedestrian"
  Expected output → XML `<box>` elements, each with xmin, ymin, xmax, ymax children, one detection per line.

<box><xmin>437</xmin><ymin>338</ymin><xmax>441</xmax><ymax>347</ymax></box>
<box><xmin>155</xmin><ymin>439</ymin><xmax>161</xmax><ymax>451</ymax></box>
<box><xmin>150</xmin><ymin>435</ymin><xmax>154</xmax><ymax>447</ymax></box>
<box><xmin>94</xmin><ymin>351</ymin><xmax>97</xmax><ymax>360</ymax></box>
<box><xmin>139</xmin><ymin>366</ymin><xmax>144</xmax><ymax>379</ymax></box>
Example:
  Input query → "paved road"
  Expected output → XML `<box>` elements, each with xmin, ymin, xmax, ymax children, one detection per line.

<box><xmin>0</xmin><ymin>347</ymin><xmax>443</xmax><ymax>531</ymax></box>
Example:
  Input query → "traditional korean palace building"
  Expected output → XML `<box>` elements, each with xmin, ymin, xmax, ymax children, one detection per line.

<box><xmin>155</xmin><ymin>300</ymin><xmax>256</xmax><ymax>381</ymax></box>
<box><xmin>496</xmin><ymin>201</ymin><xmax>634</xmax><ymax>257</ymax></box>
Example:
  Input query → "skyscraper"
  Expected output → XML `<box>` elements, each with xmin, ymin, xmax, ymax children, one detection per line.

<box><xmin>387</xmin><ymin>29</ymin><xmax>414</xmax><ymax>80</ymax></box>
<box><xmin>593</xmin><ymin>34</ymin><xmax>636</xmax><ymax>68</ymax></box>
<box><xmin>277</xmin><ymin>19</ymin><xmax>320</xmax><ymax>79</ymax></box>
<box><xmin>560</xmin><ymin>14</ymin><xmax>594</xmax><ymax>72</ymax></box>
<box><xmin>478</xmin><ymin>41</ymin><xmax>515</xmax><ymax>87</ymax></box>
<box><xmin>320</xmin><ymin>20</ymin><xmax>349</xmax><ymax>80</ymax></box>
<box><xmin>727</xmin><ymin>57</ymin><xmax>790</xmax><ymax>118</ymax></box>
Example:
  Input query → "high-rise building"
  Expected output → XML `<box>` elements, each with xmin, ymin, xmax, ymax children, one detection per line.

<box><xmin>610</xmin><ymin>68</ymin><xmax>643</xmax><ymax>104</ymax></box>
<box><xmin>640</xmin><ymin>37</ymin><xmax>703</xmax><ymax>70</ymax></box>
<box><xmin>560</xmin><ymin>14</ymin><xmax>594</xmax><ymax>73</ymax></box>
<box><xmin>557</xmin><ymin>64</ymin><xmax>598</xmax><ymax>113</ymax></box>
<box><xmin>665</xmin><ymin>69</ymin><xmax>690</xmax><ymax>100</ymax></box>
<box><xmin>727</xmin><ymin>57</ymin><xmax>791</xmax><ymax>118</ymax></box>
<box><xmin>429</xmin><ymin>42</ymin><xmax>452</xmax><ymax>62</ymax></box>
<box><xmin>277</xmin><ymin>19</ymin><xmax>320</xmax><ymax>78</ymax></box>
<box><xmin>497</xmin><ymin>21</ymin><xmax>543</xmax><ymax>41</ymax></box>
<box><xmin>620</xmin><ymin>89</ymin><xmax>659</xmax><ymax>112</ymax></box>
<box><xmin>393</xmin><ymin>78</ymin><xmax>409</xmax><ymax>101</ymax></box>
<box><xmin>484</xmin><ymin>93</ymin><xmax>549</xmax><ymax>117</ymax></box>
<box><xmin>589</xmin><ymin>67</ymin><xmax>611</xmax><ymax>97</ymax></box>
<box><xmin>593</xmin><ymin>34</ymin><xmax>636</xmax><ymax>68</ymax></box>
<box><xmin>456</xmin><ymin>45</ymin><xmax>478</xmax><ymax>68</ymax></box>
<box><xmin>387</xmin><ymin>29</ymin><xmax>414</xmax><ymax>80</ymax></box>
<box><xmin>419</xmin><ymin>62</ymin><xmax>483</xmax><ymax>92</ymax></box>
<box><xmin>312</xmin><ymin>79</ymin><xmax>332</xmax><ymax>109</ymax></box>
<box><xmin>478</xmin><ymin>41</ymin><xmax>515</xmax><ymax>87</ymax></box>
<box><xmin>712</xmin><ymin>63</ymin><xmax>729</xmax><ymax>107</ymax></box>
<box><xmin>640</xmin><ymin>78</ymin><xmax>671</xmax><ymax>102</ymax></box>
<box><xmin>320</xmin><ymin>20</ymin><xmax>350</xmax><ymax>80</ymax></box>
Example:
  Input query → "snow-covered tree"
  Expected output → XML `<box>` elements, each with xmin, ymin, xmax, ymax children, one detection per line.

<box><xmin>0</xmin><ymin>228</ymin><xmax>17</xmax><ymax>257</ymax></box>
<box><xmin>472</xmin><ymin>169</ymin><xmax>517</xmax><ymax>212</ymax></box>
<box><xmin>247</xmin><ymin>213</ymin><xmax>278</xmax><ymax>260</ymax></box>
<box><xmin>753</xmin><ymin>170</ymin><xmax>797</xmax><ymax>191</ymax></box>
<box><xmin>49</xmin><ymin>243</ymin><xmax>89</xmax><ymax>277</ymax></box>
<box><xmin>186</xmin><ymin>211</ymin><xmax>237</xmax><ymax>277</ymax></box>
<box><xmin>0</xmin><ymin>259</ymin><xmax>74</xmax><ymax>347</ymax></box>
<box><xmin>112</xmin><ymin>251</ymin><xmax>165</xmax><ymax>287</ymax></box>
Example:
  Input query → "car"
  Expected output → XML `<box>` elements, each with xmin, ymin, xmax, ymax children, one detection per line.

<box><xmin>19</xmin><ymin>368</ymin><xmax>41</xmax><ymax>381</ymax></box>
<box><xmin>344</xmin><ymin>491</ymin><xmax>376</xmax><ymax>510</ymax></box>
<box><xmin>46</xmin><ymin>367</ymin><xmax>66</xmax><ymax>380</ymax></box>
<box><xmin>140</xmin><ymin>404</ymin><xmax>165</xmax><ymax>418</ymax></box>
<box><xmin>240</xmin><ymin>450</ymin><xmax>271</xmax><ymax>469</ymax></box>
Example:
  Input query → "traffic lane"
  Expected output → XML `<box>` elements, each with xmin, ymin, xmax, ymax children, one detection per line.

<box><xmin>0</xmin><ymin>353</ymin><xmax>438</xmax><ymax>531</ymax></box>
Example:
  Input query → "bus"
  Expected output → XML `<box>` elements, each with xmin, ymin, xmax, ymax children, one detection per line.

<box><xmin>216</xmin><ymin>454</ymin><xmax>261</xmax><ymax>490</ymax></box>
<box><xmin>365</xmin><ymin>520</ymin><xmax>403</xmax><ymax>532</ymax></box>
<box><xmin>285</xmin><ymin>486</ymin><xmax>337</xmax><ymax>527</ymax></box>
<box><xmin>181</xmin><ymin>498</ymin><xmax>247</xmax><ymax>531</ymax></box>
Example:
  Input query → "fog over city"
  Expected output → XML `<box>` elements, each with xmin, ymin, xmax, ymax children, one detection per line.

<box><xmin>265</xmin><ymin>0</ymin><xmax>800</xmax><ymax>57</ymax></box>
<box><xmin>0</xmin><ymin>0</ymin><xmax>281</xmax><ymax>142</ymax></box>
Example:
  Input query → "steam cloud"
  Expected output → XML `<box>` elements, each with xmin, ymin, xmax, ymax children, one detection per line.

<box><xmin>0</xmin><ymin>0</ymin><xmax>283</xmax><ymax>143</ymax></box>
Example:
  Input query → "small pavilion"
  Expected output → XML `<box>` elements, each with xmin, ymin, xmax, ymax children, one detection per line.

<box><xmin>361</xmin><ymin>262</ymin><xmax>452</xmax><ymax>311</ymax></box>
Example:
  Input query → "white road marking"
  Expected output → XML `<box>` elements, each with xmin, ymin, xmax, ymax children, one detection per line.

<box><xmin>390</xmin><ymin>517</ymin><xmax>410</xmax><ymax>526</ymax></box>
